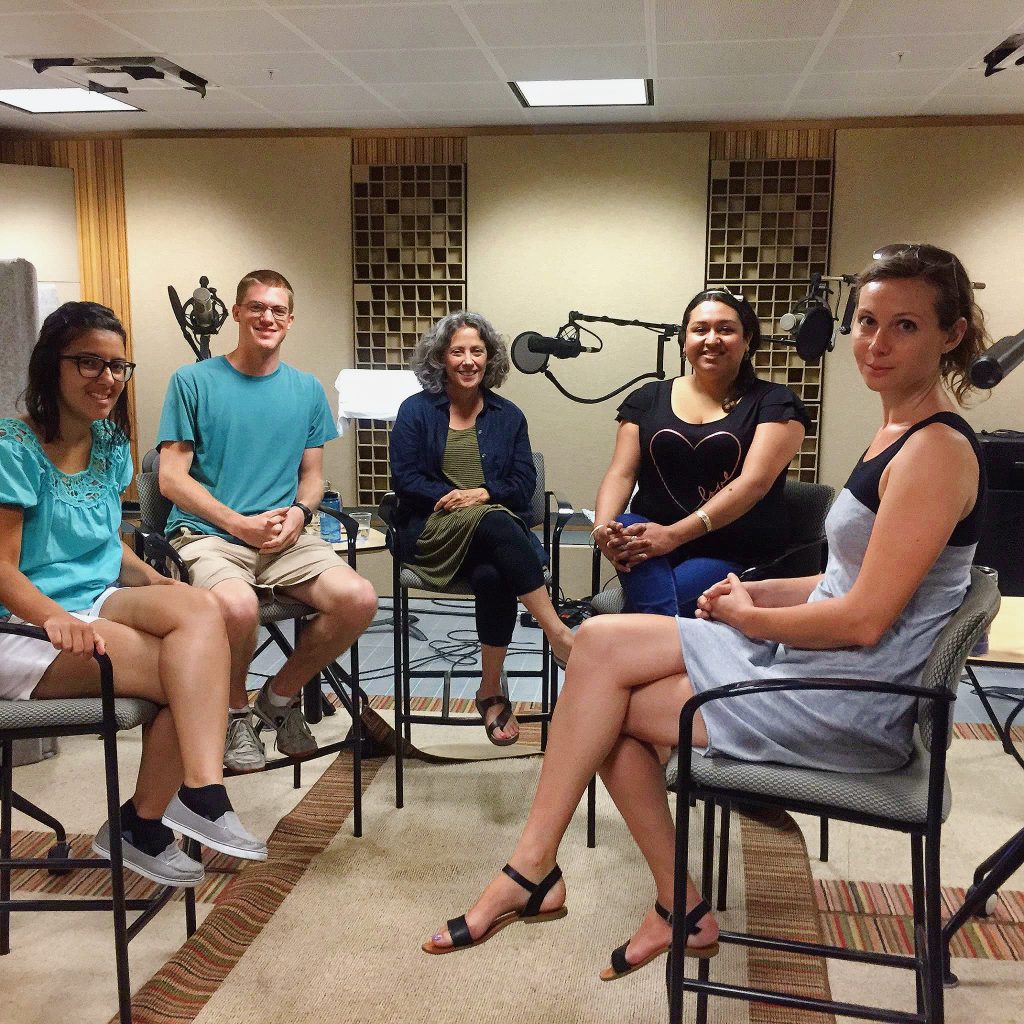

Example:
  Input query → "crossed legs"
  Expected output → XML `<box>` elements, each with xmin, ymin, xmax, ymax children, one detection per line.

<box><xmin>427</xmin><ymin>612</ymin><xmax>718</xmax><ymax>961</ymax></box>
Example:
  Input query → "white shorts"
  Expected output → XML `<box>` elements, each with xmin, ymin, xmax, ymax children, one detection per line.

<box><xmin>0</xmin><ymin>586</ymin><xmax>121</xmax><ymax>701</ymax></box>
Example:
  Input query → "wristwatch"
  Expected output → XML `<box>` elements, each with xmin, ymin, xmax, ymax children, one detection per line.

<box><xmin>291</xmin><ymin>502</ymin><xmax>313</xmax><ymax>527</ymax></box>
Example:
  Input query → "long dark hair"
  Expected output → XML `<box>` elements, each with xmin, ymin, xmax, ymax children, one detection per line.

<box><xmin>681</xmin><ymin>289</ymin><xmax>762</xmax><ymax>412</ymax></box>
<box><xmin>857</xmin><ymin>243</ymin><xmax>989</xmax><ymax>404</ymax></box>
<box><xmin>23</xmin><ymin>301</ymin><xmax>132</xmax><ymax>443</ymax></box>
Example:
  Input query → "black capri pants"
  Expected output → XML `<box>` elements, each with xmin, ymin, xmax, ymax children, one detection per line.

<box><xmin>460</xmin><ymin>511</ymin><xmax>545</xmax><ymax>647</ymax></box>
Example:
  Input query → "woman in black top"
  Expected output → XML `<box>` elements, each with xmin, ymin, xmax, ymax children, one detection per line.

<box><xmin>593</xmin><ymin>289</ymin><xmax>810</xmax><ymax>615</ymax></box>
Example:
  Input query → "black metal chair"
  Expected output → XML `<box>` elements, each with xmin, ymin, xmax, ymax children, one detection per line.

<box><xmin>378</xmin><ymin>452</ymin><xmax>573</xmax><ymax>809</ymax></box>
<box><xmin>134</xmin><ymin>451</ymin><xmax>365</xmax><ymax>837</ymax></box>
<box><xmin>1</xmin><ymin>623</ymin><xmax>198</xmax><ymax>1024</ymax></box>
<box><xmin>589</xmin><ymin>478</ymin><xmax>836</xmax><ymax>862</ymax></box>
<box><xmin>666</xmin><ymin>565</ymin><xmax>1001</xmax><ymax>1024</ymax></box>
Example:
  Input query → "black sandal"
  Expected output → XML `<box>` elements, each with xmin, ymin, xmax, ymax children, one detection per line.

<box><xmin>600</xmin><ymin>898</ymin><xmax>718</xmax><ymax>981</ymax></box>
<box><xmin>475</xmin><ymin>693</ymin><xmax>519</xmax><ymax>747</ymax></box>
<box><xmin>422</xmin><ymin>864</ymin><xmax>568</xmax><ymax>954</ymax></box>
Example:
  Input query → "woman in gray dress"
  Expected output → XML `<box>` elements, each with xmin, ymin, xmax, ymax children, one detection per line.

<box><xmin>422</xmin><ymin>245</ymin><xmax>989</xmax><ymax>978</ymax></box>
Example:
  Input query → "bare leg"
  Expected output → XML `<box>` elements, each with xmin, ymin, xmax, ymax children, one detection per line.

<box><xmin>272</xmin><ymin>563</ymin><xmax>377</xmax><ymax>700</ymax></box>
<box><xmin>428</xmin><ymin>613</ymin><xmax>711</xmax><ymax>946</ymax></box>
<box><xmin>477</xmin><ymin>642</ymin><xmax>517</xmax><ymax>743</ymax></box>
<box><xmin>209</xmin><ymin>579</ymin><xmax>260</xmax><ymax>709</ymax></box>
<box><xmin>599</xmin><ymin>729</ymin><xmax>718</xmax><ymax>964</ymax></box>
<box><xmin>32</xmin><ymin>584</ymin><xmax>230</xmax><ymax>798</ymax></box>
<box><xmin>131</xmin><ymin>710</ymin><xmax>185</xmax><ymax>818</ymax></box>
<box><xmin>518</xmin><ymin>585</ymin><xmax>574</xmax><ymax>665</ymax></box>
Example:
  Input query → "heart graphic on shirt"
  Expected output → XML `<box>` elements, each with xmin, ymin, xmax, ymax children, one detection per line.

<box><xmin>648</xmin><ymin>429</ymin><xmax>742</xmax><ymax>513</ymax></box>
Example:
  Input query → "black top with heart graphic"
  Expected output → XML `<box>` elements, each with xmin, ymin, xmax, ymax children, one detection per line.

<box><xmin>616</xmin><ymin>377</ymin><xmax>812</xmax><ymax>566</ymax></box>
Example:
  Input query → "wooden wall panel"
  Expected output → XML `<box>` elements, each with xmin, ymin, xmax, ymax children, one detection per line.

<box><xmin>1</xmin><ymin>138</ymin><xmax>138</xmax><ymax>486</ymax></box>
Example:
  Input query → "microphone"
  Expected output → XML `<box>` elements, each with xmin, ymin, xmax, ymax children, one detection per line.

<box><xmin>192</xmin><ymin>286</ymin><xmax>216</xmax><ymax>332</ymax></box>
<box><xmin>970</xmin><ymin>328</ymin><xmax>1024</xmax><ymax>389</ymax></box>
<box><xmin>837</xmin><ymin>287</ymin><xmax>858</xmax><ymax>335</ymax></box>
<box><xmin>526</xmin><ymin>333</ymin><xmax>600</xmax><ymax>359</ymax></box>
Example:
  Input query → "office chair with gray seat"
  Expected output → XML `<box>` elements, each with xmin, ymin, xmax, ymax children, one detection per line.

<box><xmin>134</xmin><ymin>449</ymin><xmax>366</xmax><ymax>837</ymax></box>
<box><xmin>666</xmin><ymin>565</ymin><xmax>1000</xmax><ymax>1024</ymax></box>
<box><xmin>378</xmin><ymin>451</ymin><xmax>573</xmax><ymax>810</ymax></box>
<box><xmin>0</xmin><ymin>624</ymin><xmax>197</xmax><ymax>1024</ymax></box>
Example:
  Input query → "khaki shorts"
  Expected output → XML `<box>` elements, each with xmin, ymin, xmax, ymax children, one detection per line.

<box><xmin>170</xmin><ymin>530</ymin><xmax>345</xmax><ymax>597</ymax></box>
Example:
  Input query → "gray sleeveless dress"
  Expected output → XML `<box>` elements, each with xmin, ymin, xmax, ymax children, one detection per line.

<box><xmin>676</xmin><ymin>413</ymin><xmax>985</xmax><ymax>773</ymax></box>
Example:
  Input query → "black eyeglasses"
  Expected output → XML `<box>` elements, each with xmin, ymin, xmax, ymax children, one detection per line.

<box><xmin>242</xmin><ymin>301</ymin><xmax>291</xmax><ymax>321</ymax></box>
<box><xmin>61</xmin><ymin>354</ymin><xmax>136</xmax><ymax>382</ymax></box>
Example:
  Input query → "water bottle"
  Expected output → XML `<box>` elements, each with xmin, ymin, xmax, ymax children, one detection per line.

<box><xmin>320</xmin><ymin>485</ymin><xmax>342</xmax><ymax>544</ymax></box>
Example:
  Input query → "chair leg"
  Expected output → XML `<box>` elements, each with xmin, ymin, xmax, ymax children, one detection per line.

<box><xmin>349</xmin><ymin>638</ymin><xmax>362</xmax><ymax>839</ymax></box>
<box><xmin>911</xmin><ymin>833</ymin><xmax>927</xmax><ymax>1015</ymax></box>
<box><xmin>100</xmin><ymin>723</ymin><xmax>133</xmax><ymax>1024</ymax></box>
<box><xmin>586</xmin><ymin>778</ymin><xmax>596</xmax><ymax>849</ymax></box>
<box><xmin>924</xmin><ymin>827</ymin><xmax>945</xmax><ymax>1023</ymax></box>
<box><xmin>11</xmin><ymin>791</ymin><xmax>67</xmax><ymax>844</ymax></box>
<box><xmin>716</xmin><ymin>802</ymin><xmax>731</xmax><ymax>911</ymax></box>
<box><xmin>183</xmin><ymin>837</ymin><xmax>199</xmax><ymax>938</ymax></box>
<box><xmin>393</xmin><ymin>583</ymin><xmax>405</xmax><ymax>809</ymax></box>
<box><xmin>819</xmin><ymin>816</ymin><xmax>829</xmax><ymax>861</ymax></box>
<box><xmin>1</xmin><ymin>740</ymin><xmax>12</xmax><ymax>956</ymax></box>
<box><xmin>701</xmin><ymin>799</ymin><xmax>716</xmax><ymax>903</ymax></box>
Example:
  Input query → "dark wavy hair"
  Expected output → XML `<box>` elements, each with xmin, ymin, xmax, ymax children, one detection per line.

<box><xmin>411</xmin><ymin>310</ymin><xmax>510</xmax><ymax>394</ymax></box>
<box><xmin>23</xmin><ymin>301</ymin><xmax>131</xmax><ymax>443</ymax></box>
<box><xmin>856</xmin><ymin>243</ymin><xmax>989</xmax><ymax>404</ymax></box>
<box><xmin>681</xmin><ymin>288</ymin><xmax>763</xmax><ymax>412</ymax></box>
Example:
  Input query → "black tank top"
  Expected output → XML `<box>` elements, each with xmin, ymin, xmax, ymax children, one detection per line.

<box><xmin>846</xmin><ymin>412</ymin><xmax>986</xmax><ymax>548</ymax></box>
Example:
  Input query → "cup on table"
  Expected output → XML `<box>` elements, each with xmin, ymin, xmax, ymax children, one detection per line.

<box><xmin>352</xmin><ymin>511</ymin><xmax>372</xmax><ymax>543</ymax></box>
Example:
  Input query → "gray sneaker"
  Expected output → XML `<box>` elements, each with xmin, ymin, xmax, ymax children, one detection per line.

<box><xmin>161</xmin><ymin>794</ymin><xmax>268</xmax><ymax>861</ymax></box>
<box><xmin>92</xmin><ymin>821</ymin><xmax>205</xmax><ymax>887</ymax></box>
<box><xmin>224</xmin><ymin>712</ymin><xmax>266</xmax><ymax>773</ymax></box>
<box><xmin>252</xmin><ymin>684</ymin><xmax>318</xmax><ymax>758</ymax></box>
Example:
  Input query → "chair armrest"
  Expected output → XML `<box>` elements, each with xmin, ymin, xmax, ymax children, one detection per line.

<box><xmin>0</xmin><ymin>622</ymin><xmax>116</xmax><ymax>706</ymax></box>
<box><xmin>318</xmin><ymin>504</ymin><xmax>359</xmax><ymax>567</ymax></box>
<box><xmin>544</xmin><ymin>492</ymin><xmax>575</xmax><ymax>601</ymax></box>
<box><xmin>138</xmin><ymin>530</ymin><xmax>191</xmax><ymax>584</ymax></box>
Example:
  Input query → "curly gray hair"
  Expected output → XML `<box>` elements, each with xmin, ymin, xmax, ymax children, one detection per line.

<box><xmin>411</xmin><ymin>310</ymin><xmax>511</xmax><ymax>394</ymax></box>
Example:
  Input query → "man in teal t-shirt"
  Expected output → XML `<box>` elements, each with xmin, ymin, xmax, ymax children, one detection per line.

<box><xmin>157</xmin><ymin>269</ymin><xmax>377</xmax><ymax>772</ymax></box>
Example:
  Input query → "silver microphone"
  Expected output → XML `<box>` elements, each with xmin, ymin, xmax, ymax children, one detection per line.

<box><xmin>192</xmin><ymin>287</ymin><xmax>216</xmax><ymax>332</ymax></box>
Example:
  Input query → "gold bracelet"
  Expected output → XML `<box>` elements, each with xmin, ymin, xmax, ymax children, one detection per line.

<box><xmin>694</xmin><ymin>509</ymin><xmax>713</xmax><ymax>534</ymax></box>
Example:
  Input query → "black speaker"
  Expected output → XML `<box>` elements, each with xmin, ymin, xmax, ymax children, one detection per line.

<box><xmin>975</xmin><ymin>431</ymin><xmax>1024</xmax><ymax>596</ymax></box>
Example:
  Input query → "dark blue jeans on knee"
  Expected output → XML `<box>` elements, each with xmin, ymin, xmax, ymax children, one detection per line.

<box><xmin>615</xmin><ymin>512</ymin><xmax>742</xmax><ymax>617</ymax></box>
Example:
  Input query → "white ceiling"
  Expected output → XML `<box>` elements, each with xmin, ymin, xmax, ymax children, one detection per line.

<box><xmin>1</xmin><ymin>0</ymin><xmax>1023</xmax><ymax>136</ymax></box>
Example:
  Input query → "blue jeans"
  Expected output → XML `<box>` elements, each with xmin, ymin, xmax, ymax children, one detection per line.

<box><xmin>615</xmin><ymin>513</ymin><xmax>742</xmax><ymax>617</ymax></box>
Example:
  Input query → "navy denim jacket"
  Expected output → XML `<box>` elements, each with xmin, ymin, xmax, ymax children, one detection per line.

<box><xmin>389</xmin><ymin>388</ymin><xmax>541</xmax><ymax>561</ymax></box>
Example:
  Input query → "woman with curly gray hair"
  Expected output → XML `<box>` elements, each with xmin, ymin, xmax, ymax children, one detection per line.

<box><xmin>390</xmin><ymin>311</ymin><xmax>573</xmax><ymax>745</ymax></box>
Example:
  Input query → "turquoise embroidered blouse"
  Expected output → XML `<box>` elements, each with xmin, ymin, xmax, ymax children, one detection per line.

<box><xmin>0</xmin><ymin>418</ymin><xmax>133</xmax><ymax>616</ymax></box>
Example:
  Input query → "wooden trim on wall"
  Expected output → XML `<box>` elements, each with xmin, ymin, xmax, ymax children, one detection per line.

<box><xmin>1</xmin><ymin>138</ymin><xmax>139</xmax><ymax>491</ymax></box>
<box><xmin>5</xmin><ymin>111</ymin><xmax>1024</xmax><ymax>145</ymax></box>
<box><xmin>352</xmin><ymin>136</ymin><xmax>466</xmax><ymax>164</ymax></box>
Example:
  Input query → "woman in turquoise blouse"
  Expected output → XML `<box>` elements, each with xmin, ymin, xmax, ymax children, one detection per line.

<box><xmin>0</xmin><ymin>302</ymin><xmax>266</xmax><ymax>886</ymax></box>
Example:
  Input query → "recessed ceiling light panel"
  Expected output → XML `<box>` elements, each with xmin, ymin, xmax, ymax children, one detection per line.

<box><xmin>510</xmin><ymin>78</ymin><xmax>653</xmax><ymax>108</ymax></box>
<box><xmin>0</xmin><ymin>87</ymin><xmax>141</xmax><ymax>113</ymax></box>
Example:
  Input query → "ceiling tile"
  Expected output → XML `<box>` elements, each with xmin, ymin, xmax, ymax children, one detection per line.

<box><xmin>371</xmin><ymin>79</ymin><xmax>520</xmax><ymax>110</ymax></box>
<box><xmin>493</xmin><ymin>44</ymin><xmax>648</xmax><ymax>80</ymax></box>
<box><xmin>815</xmin><ymin>32</ymin><xmax>1000</xmax><ymax>73</ymax></box>
<box><xmin>0</xmin><ymin>55</ymin><xmax>54</xmax><ymax>88</ymax></box>
<box><xmin>0</xmin><ymin>1</ymin><xmax>68</xmax><ymax>11</ymax></box>
<box><xmin>917</xmin><ymin>91</ymin><xmax>1024</xmax><ymax>116</ymax></box>
<box><xmin>655</xmin><ymin>0</ymin><xmax>839</xmax><ymax>43</ymax></box>
<box><xmin>125</xmin><ymin>85</ymin><xmax>265</xmax><ymax>115</ymax></box>
<box><xmin>463</xmin><ymin>0</ymin><xmax>645</xmax><ymax>48</ymax></box>
<box><xmin>237</xmin><ymin>83</ymin><xmax>393</xmax><ymax>113</ymax></box>
<box><xmin>406</xmin><ymin>107</ymin><xmax>527</xmax><ymax>127</ymax></box>
<box><xmin>328</xmin><ymin>47</ymin><xmax>497</xmax><ymax>84</ymax></box>
<box><xmin>177</xmin><ymin>51</ymin><xmax>356</xmax><ymax>88</ymax></box>
<box><xmin>939</xmin><ymin>66</ymin><xmax>1024</xmax><ymax>97</ymax></box>
<box><xmin>836</xmin><ymin>0</ymin><xmax>1024</xmax><ymax>37</ymax></box>
<box><xmin>786</xmin><ymin>95</ymin><xmax>931</xmax><ymax>118</ymax></box>
<box><xmin>100</xmin><ymin>9</ymin><xmax>310</xmax><ymax>54</ymax></box>
<box><xmin>279</xmin><ymin>5</ymin><xmax>476</xmax><ymax>51</ymax></box>
<box><xmin>657</xmin><ymin>74</ymin><xmax>799</xmax><ymax>106</ymax></box>
<box><xmin>0</xmin><ymin>12</ymin><xmax>145</xmax><ymax>54</ymax></box>
<box><xmin>794</xmin><ymin>68</ymin><xmax>951</xmax><ymax>101</ymax></box>
<box><xmin>656</xmin><ymin>38</ymin><xmax>819</xmax><ymax>77</ymax></box>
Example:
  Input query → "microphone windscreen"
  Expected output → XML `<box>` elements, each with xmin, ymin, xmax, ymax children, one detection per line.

<box><xmin>511</xmin><ymin>331</ymin><xmax>549</xmax><ymax>375</ymax></box>
<box><xmin>794</xmin><ymin>305</ymin><xmax>834</xmax><ymax>361</ymax></box>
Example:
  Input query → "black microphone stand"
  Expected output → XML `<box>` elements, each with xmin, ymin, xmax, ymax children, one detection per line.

<box><xmin>541</xmin><ymin>311</ymin><xmax>678</xmax><ymax>404</ymax></box>
<box><xmin>942</xmin><ymin>327</ymin><xmax>1024</xmax><ymax>987</ymax></box>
